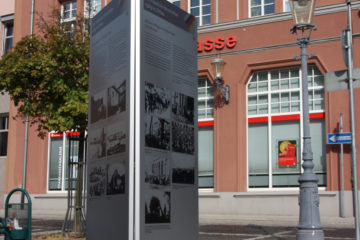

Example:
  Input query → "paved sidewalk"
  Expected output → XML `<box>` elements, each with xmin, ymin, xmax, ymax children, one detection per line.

<box><xmin>0</xmin><ymin>208</ymin><xmax>357</xmax><ymax>239</ymax></box>
<box><xmin>0</xmin><ymin>214</ymin><xmax>356</xmax><ymax>240</ymax></box>
<box><xmin>200</xmin><ymin>214</ymin><xmax>356</xmax><ymax>228</ymax></box>
<box><xmin>1</xmin><ymin>208</ymin><xmax>356</xmax><ymax>228</ymax></box>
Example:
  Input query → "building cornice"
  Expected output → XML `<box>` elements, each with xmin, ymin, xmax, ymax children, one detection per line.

<box><xmin>198</xmin><ymin>2</ymin><xmax>360</xmax><ymax>34</ymax></box>
<box><xmin>198</xmin><ymin>33</ymin><xmax>360</xmax><ymax>60</ymax></box>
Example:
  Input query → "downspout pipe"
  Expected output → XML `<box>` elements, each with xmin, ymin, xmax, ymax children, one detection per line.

<box><xmin>22</xmin><ymin>0</ymin><xmax>34</xmax><ymax>192</ymax></box>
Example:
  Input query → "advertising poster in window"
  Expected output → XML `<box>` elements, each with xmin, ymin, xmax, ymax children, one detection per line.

<box><xmin>278</xmin><ymin>140</ymin><xmax>297</xmax><ymax>168</ymax></box>
<box><xmin>87</xmin><ymin>0</ymin><xmax>131</xmax><ymax>239</ymax></box>
<box><xmin>140</xmin><ymin>0</ymin><xmax>198</xmax><ymax>239</ymax></box>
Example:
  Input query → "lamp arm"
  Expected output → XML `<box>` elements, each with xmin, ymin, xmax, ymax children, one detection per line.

<box><xmin>215</xmin><ymin>77</ymin><xmax>224</xmax><ymax>93</ymax></box>
<box><xmin>215</xmin><ymin>77</ymin><xmax>230</xmax><ymax>104</ymax></box>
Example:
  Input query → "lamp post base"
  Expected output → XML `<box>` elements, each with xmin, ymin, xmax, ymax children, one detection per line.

<box><xmin>297</xmin><ymin>229</ymin><xmax>325</xmax><ymax>240</ymax></box>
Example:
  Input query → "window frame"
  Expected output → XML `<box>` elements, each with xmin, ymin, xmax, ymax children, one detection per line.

<box><xmin>283</xmin><ymin>0</ymin><xmax>290</xmax><ymax>12</ymax></box>
<box><xmin>198</xmin><ymin>77</ymin><xmax>215</xmax><ymax>189</ymax></box>
<box><xmin>0</xmin><ymin>114</ymin><xmax>9</xmax><ymax>157</ymax></box>
<box><xmin>249</xmin><ymin>0</ymin><xmax>275</xmax><ymax>18</ymax></box>
<box><xmin>61</xmin><ymin>0</ymin><xmax>77</xmax><ymax>33</ymax></box>
<box><xmin>84</xmin><ymin>0</ymin><xmax>102</xmax><ymax>19</ymax></box>
<box><xmin>47</xmin><ymin>133</ymin><xmax>68</xmax><ymax>192</ymax></box>
<box><xmin>198</xmin><ymin>77</ymin><xmax>214</xmax><ymax>122</ymax></box>
<box><xmin>189</xmin><ymin>0</ymin><xmax>211</xmax><ymax>26</ymax></box>
<box><xmin>2</xmin><ymin>20</ymin><xmax>13</xmax><ymax>55</ymax></box>
<box><xmin>246</xmin><ymin>66</ymin><xmax>326</xmax><ymax>191</ymax></box>
<box><xmin>47</xmin><ymin>131</ymin><xmax>84</xmax><ymax>192</ymax></box>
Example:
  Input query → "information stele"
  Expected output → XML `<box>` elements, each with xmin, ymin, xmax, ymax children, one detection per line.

<box><xmin>87</xmin><ymin>0</ymin><xmax>198</xmax><ymax>239</ymax></box>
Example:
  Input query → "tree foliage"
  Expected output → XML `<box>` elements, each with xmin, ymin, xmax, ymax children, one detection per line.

<box><xmin>0</xmin><ymin>10</ymin><xmax>89</xmax><ymax>137</ymax></box>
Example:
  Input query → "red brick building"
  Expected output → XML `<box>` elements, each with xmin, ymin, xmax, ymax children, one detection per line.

<box><xmin>3</xmin><ymin>0</ymin><xmax>360</xmax><ymax>219</ymax></box>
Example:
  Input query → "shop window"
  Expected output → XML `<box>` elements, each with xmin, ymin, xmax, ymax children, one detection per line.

<box><xmin>61</xmin><ymin>1</ymin><xmax>77</xmax><ymax>33</ymax></box>
<box><xmin>198</xmin><ymin>78</ymin><xmax>214</xmax><ymax>188</ymax></box>
<box><xmin>48</xmin><ymin>132</ymin><xmax>81</xmax><ymax>191</ymax></box>
<box><xmin>247</xmin><ymin>66</ymin><xmax>326</xmax><ymax>189</ymax></box>
<box><xmin>190</xmin><ymin>0</ymin><xmax>211</xmax><ymax>26</ymax></box>
<box><xmin>0</xmin><ymin>115</ymin><xmax>8</xmax><ymax>157</ymax></box>
<box><xmin>2</xmin><ymin>21</ymin><xmax>13</xmax><ymax>55</ymax></box>
<box><xmin>167</xmin><ymin>0</ymin><xmax>180</xmax><ymax>7</ymax></box>
<box><xmin>85</xmin><ymin>0</ymin><xmax>102</xmax><ymax>18</ymax></box>
<box><xmin>250</xmin><ymin>0</ymin><xmax>275</xmax><ymax>17</ymax></box>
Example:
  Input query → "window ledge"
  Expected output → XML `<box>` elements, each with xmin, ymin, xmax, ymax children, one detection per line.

<box><xmin>233</xmin><ymin>191</ymin><xmax>336</xmax><ymax>198</ymax></box>
<box><xmin>34</xmin><ymin>193</ymin><xmax>68</xmax><ymax>199</ymax></box>
<box><xmin>199</xmin><ymin>191</ymin><xmax>220</xmax><ymax>198</ymax></box>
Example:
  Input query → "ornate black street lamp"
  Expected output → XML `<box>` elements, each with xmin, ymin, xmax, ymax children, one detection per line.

<box><xmin>211</xmin><ymin>55</ymin><xmax>230</xmax><ymax>104</ymax></box>
<box><xmin>288</xmin><ymin>0</ymin><xmax>324</xmax><ymax>239</ymax></box>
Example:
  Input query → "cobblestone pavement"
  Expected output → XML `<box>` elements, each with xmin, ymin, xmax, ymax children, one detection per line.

<box><xmin>199</xmin><ymin>225</ymin><xmax>356</xmax><ymax>240</ymax></box>
<box><xmin>1</xmin><ymin>220</ymin><xmax>357</xmax><ymax>239</ymax></box>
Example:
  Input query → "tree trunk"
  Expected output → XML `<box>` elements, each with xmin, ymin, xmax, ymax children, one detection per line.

<box><xmin>73</xmin><ymin>131</ymin><xmax>85</xmax><ymax>233</ymax></box>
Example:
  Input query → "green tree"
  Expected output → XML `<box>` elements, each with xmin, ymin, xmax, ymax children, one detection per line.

<box><xmin>0</xmin><ymin>10</ymin><xmax>89</xmax><ymax>234</ymax></box>
<box><xmin>0</xmin><ymin>10</ymin><xmax>89</xmax><ymax>137</ymax></box>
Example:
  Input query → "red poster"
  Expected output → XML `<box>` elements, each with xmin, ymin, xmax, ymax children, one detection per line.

<box><xmin>278</xmin><ymin>140</ymin><xmax>297</xmax><ymax>168</ymax></box>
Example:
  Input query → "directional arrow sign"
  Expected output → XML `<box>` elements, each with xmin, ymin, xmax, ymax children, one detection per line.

<box><xmin>328</xmin><ymin>132</ymin><xmax>352</xmax><ymax>144</ymax></box>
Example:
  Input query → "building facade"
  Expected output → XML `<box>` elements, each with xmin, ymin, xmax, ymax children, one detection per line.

<box><xmin>0</xmin><ymin>0</ymin><xmax>14</xmax><ymax>209</ymax></box>
<box><xmin>3</xmin><ymin>0</ymin><xmax>360</xmax><ymax>219</ymax></box>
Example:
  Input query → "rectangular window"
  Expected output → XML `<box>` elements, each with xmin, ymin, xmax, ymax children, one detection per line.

<box><xmin>198</xmin><ymin>78</ymin><xmax>214</xmax><ymax>120</ymax></box>
<box><xmin>283</xmin><ymin>0</ymin><xmax>290</xmax><ymax>12</ymax></box>
<box><xmin>198</xmin><ymin>78</ymin><xmax>214</xmax><ymax>188</ymax></box>
<box><xmin>85</xmin><ymin>0</ymin><xmax>102</xmax><ymax>18</ymax></box>
<box><xmin>250</xmin><ymin>0</ymin><xmax>275</xmax><ymax>17</ymax></box>
<box><xmin>248</xmin><ymin>122</ymin><xmax>269</xmax><ymax>187</ymax></box>
<box><xmin>0</xmin><ymin>115</ymin><xmax>8</xmax><ymax>157</ymax></box>
<box><xmin>310</xmin><ymin>118</ymin><xmax>326</xmax><ymax>186</ymax></box>
<box><xmin>198</xmin><ymin>126</ymin><xmax>214</xmax><ymax>188</ymax></box>
<box><xmin>48</xmin><ymin>132</ymin><xmax>83</xmax><ymax>191</ymax></box>
<box><xmin>191</xmin><ymin>0</ymin><xmax>211</xmax><ymax>26</ymax></box>
<box><xmin>63</xmin><ymin>1</ymin><xmax>77</xmax><ymax>20</ymax></box>
<box><xmin>271</xmin><ymin>120</ymin><xmax>300</xmax><ymax>187</ymax></box>
<box><xmin>2</xmin><ymin>22</ymin><xmax>13</xmax><ymax>55</ymax></box>
<box><xmin>48</xmin><ymin>136</ymin><xmax>64</xmax><ymax>190</ymax></box>
<box><xmin>61</xmin><ymin>1</ymin><xmax>77</xmax><ymax>32</ymax></box>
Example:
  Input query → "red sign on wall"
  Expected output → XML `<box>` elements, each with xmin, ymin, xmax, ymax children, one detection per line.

<box><xmin>278</xmin><ymin>140</ymin><xmax>297</xmax><ymax>168</ymax></box>
<box><xmin>50</xmin><ymin>131</ymin><xmax>81</xmax><ymax>138</ymax></box>
<box><xmin>197</xmin><ymin>36</ymin><xmax>237</xmax><ymax>53</ymax></box>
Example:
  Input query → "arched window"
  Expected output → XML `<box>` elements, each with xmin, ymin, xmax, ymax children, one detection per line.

<box><xmin>247</xmin><ymin>66</ymin><xmax>326</xmax><ymax>189</ymax></box>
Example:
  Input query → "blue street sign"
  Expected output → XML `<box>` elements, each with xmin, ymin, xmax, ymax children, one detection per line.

<box><xmin>328</xmin><ymin>132</ymin><xmax>352</xmax><ymax>144</ymax></box>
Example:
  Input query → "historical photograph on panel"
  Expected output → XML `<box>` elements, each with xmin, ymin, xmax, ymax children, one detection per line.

<box><xmin>172</xmin><ymin>122</ymin><xmax>194</xmax><ymax>155</ymax></box>
<box><xmin>89</xmin><ymin>165</ymin><xmax>106</xmax><ymax>197</ymax></box>
<box><xmin>172</xmin><ymin>156</ymin><xmax>195</xmax><ymax>185</ymax></box>
<box><xmin>107</xmin><ymin>80</ymin><xmax>126</xmax><ymax>118</ymax></box>
<box><xmin>145</xmin><ymin>115</ymin><xmax>170</xmax><ymax>151</ymax></box>
<box><xmin>145</xmin><ymin>190</ymin><xmax>171</xmax><ymax>224</ymax></box>
<box><xmin>90</xmin><ymin>89</ymin><xmax>107</xmax><ymax>124</ymax></box>
<box><xmin>145</xmin><ymin>153</ymin><xmax>170</xmax><ymax>186</ymax></box>
<box><xmin>88</xmin><ymin>127</ymin><xmax>107</xmax><ymax>160</ymax></box>
<box><xmin>172</xmin><ymin>92</ymin><xmax>194</xmax><ymax>125</ymax></box>
<box><xmin>145</xmin><ymin>82</ymin><xmax>171</xmax><ymax>117</ymax></box>
<box><xmin>106</xmin><ymin>162</ymin><xmax>126</xmax><ymax>195</ymax></box>
<box><xmin>106</xmin><ymin>122</ymin><xmax>126</xmax><ymax>156</ymax></box>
